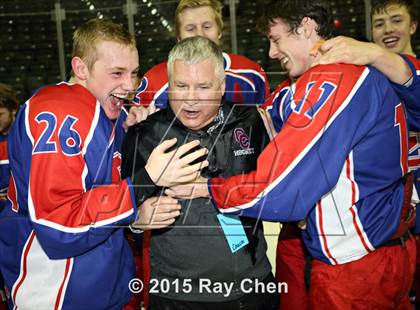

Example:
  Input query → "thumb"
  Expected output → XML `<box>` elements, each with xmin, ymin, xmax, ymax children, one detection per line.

<box><xmin>134</xmin><ymin>107</ymin><xmax>148</xmax><ymax>123</ymax></box>
<box><xmin>148</xmin><ymin>103</ymin><xmax>157</xmax><ymax>114</ymax></box>
<box><xmin>318</xmin><ymin>38</ymin><xmax>336</xmax><ymax>53</ymax></box>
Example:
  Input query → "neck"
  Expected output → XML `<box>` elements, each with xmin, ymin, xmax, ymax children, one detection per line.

<box><xmin>401</xmin><ymin>42</ymin><xmax>416</xmax><ymax>56</ymax></box>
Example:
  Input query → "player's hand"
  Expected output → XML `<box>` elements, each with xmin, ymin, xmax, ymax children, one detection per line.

<box><xmin>123</xmin><ymin>104</ymin><xmax>159</xmax><ymax>131</ymax></box>
<box><xmin>132</xmin><ymin>196</ymin><xmax>181</xmax><ymax>230</ymax></box>
<box><xmin>146</xmin><ymin>138</ymin><xmax>209</xmax><ymax>187</ymax></box>
<box><xmin>165</xmin><ymin>176</ymin><xmax>210</xmax><ymax>199</ymax></box>
<box><xmin>297</xmin><ymin>220</ymin><xmax>307</xmax><ymax>230</ymax></box>
<box><xmin>312</xmin><ymin>36</ymin><xmax>379</xmax><ymax>67</ymax></box>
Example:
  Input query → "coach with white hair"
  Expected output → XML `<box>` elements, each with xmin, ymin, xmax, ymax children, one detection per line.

<box><xmin>122</xmin><ymin>36</ymin><xmax>278</xmax><ymax>309</ymax></box>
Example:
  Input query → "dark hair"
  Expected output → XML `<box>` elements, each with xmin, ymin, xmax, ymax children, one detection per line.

<box><xmin>371</xmin><ymin>0</ymin><xmax>417</xmax><ymax>23</ymax></box>
<box><xmin>0</xmin><ymin>83</ymin><xmax>18</xmax><ymax>111</ymax></box>
<box><xmin>256</xmin><ymin>0</ymin><xmax>334</xmax><ymax>39</ymax></box>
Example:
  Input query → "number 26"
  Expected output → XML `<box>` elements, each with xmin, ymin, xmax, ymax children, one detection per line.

<box><xmin>33</xmin><ymin>112</ymin><xmax>81</xmax><ymax>156</ymax></box>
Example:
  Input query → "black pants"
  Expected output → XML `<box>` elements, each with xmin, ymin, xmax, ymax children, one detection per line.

<box><xmin>148</xmin><ymin>274</ymin><xmax>279</xmax><ymax>310</ymax></box>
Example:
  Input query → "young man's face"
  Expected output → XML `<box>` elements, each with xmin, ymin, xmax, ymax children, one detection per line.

<box><xmin>372</xmin><ymin>4</ymin><xmax>417</xmax><ymax>55</ymax></box>
<box><xmin>85</xmin><ymin>40</ymin><xmax>139</xmax><ymax>120</ymax></box>
<box><xmin>0</xmin><ymin>107</ymin><xmax>15</xmax><ymax>135</ymax></box>
<box><xmin>268</xmin><ymin>19</ymin><xmax>313</xmax><ymax>78</ymax></box>
<box><xmin>177</xmin><ymin>6</ymin><xmax>221</xmax><ymax>45</ymax></box>
<box><xmin>168</xmin><ymin>58</ymin><xmax>225</xmax><ymax>131</ymax></box>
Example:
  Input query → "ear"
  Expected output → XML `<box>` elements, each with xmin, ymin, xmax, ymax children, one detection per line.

<box><xmin>71</xmin><ymin>57</ymin><xmax>89</xmax><ymax>80</ymax></box>
<box><xmin>410</xmin><ymin>20</ymin><xmax>417</xmax><ymax>35</ymax></box>
<box><xmin>299</xmin><ymin>17</ymin><xmax>316</xmax><ymax>39</ymax></box>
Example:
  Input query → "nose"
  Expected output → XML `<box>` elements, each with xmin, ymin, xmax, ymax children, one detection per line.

<box><xmin>384</xmin><ymin>20</ymin><xmax>394</xmax><ymax>33</ymax></box>
<box><xmin>185</xmin><ymin>87</ymin><xmax>198</xmax><ymax>105</ymax></box>
<box><xmin>196</xmin><ymin>27</ymin><xmax>204</xmax><ymax>37</ymax></box>
<box><xmin>122</xmin><ymin>74</ymin><xmax>136</xmax><ymax>91</ymax></box>
<box><xmin>268</xmin><ymin>41</ymin><xmax>279</xmax><ymax>59</ymax></box>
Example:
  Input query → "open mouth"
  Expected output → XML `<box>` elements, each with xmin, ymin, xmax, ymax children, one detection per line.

<box><xmin>382</xmin><ymin>36</ymin><xmax>399</xmax><ymax>48</ymax></box>
<box><xmin>183</xmin><ymin>109</ymin><xmax>200</xmax><ymax>118</ymax></box>
<box><xmin>109</xmin><ymin>93</ymin><xmax>127</xmax><ymax>109</ymax></box>
<box><xmin>280</xmin><ymin>57</ymin><xmax>289</xmax><ymax>71</ymax></box>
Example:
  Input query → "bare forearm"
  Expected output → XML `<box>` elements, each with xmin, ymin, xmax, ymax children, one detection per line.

<box><xmin>370</xmin><ymin>46</ymin><xmax>412</xmax><ymax>85</ymax></box>
<box><xmin>317</xmin><ymin>37</ymin><xmax>412</xmax><ymax>85</ymax></box>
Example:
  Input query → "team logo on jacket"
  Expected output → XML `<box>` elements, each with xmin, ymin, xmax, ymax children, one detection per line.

<box><xmin>233</xmin><ymin>128</ymin><xmax>254</xmax><ymax>156</ymax></box>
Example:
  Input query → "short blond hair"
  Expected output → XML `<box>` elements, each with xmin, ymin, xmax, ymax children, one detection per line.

<box><xmin>175</xmin><ymin>0</ymin><xmax>224</xmax><ymax>38</ymax></box>
<box><xmin>72</xmin><ymin>19</ymin><xmax>136</xmax><ymax>72</ymax></box>
<box><xmin>168</xmin><ymin>36</ymin><xmax>225</xmax><ymax>82</ymax></box>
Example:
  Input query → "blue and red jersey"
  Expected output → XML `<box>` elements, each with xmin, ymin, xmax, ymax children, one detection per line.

<box><xmin>403</xmin><ymin>55</ymin><xmax>420</xmax><ymax>233</ymax></box>
<box><xmin>133</xmin><ymin>52</ymin><xmax>270</xmax><ymax>108</ymax></box>
<box><xmin>209</xmin><ymin>63</ymin><xmax>411</xmax><ymax>265</ymax></box>
<box><xmin>0</xmin><ymin>83</ymin><xmax>137</xmax><ymax>309</ymax></box>
<box><xmin>0</xmin><ymin>135</ymin><xmax>9</xmax><ymax>212</ymax></box>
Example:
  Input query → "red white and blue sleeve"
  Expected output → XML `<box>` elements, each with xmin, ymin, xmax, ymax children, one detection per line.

<box><xmin>224</xmin><ymin>53</ymin><xmax>270</xmax><ymax>105</ymax></box>
<box><xmin>262</xmin><ymin>80</ymin><xmax>293</xmax><ymax>133</ymax></box>
<box><xmin>389</xmin><ymin>55</ymin><xmax>420</xmax><ymax>130</ymax></box>
<box><xmin>8</xmin><ymin>85</ymin><xmax>137</xmax><ymax>259</ymax></box>
<box><xmin>208</xmin><ymin>64</ymin><xmax>403</xmax><ymax>221</ymax></box>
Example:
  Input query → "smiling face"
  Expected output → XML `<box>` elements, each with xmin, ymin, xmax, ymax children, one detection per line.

<box><xmin>267</xmin><ymin>18</ymin><xmax>315</xmax><ymax>78</ymax></box>
<box><xmin>168</xmin><ymin>58</ymin><xmax>225</xmax><ymax>131</ymax></box>
<box><xmin>177</xmin><ymin>6</ymin><xmax>221</xmax><ymax>45</ymax></box>
<box><xmin>372</xmin><ymin>4</ymin><xmax>417</xmax><ymax>55</ymax></box>
<box><xmin>81</xmin><ymin>40</ymin><xmax>139</xmax><ymax>120</ymax></box>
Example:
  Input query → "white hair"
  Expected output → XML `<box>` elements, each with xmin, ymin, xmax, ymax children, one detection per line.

<box><xmin>167</xmin><ymin>36</ymin><xmax>225</xmax><ymax>82</ymax></box>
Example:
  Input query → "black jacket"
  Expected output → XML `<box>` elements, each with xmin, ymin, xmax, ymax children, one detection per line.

<box><xmin>122</xmin><ymin>102</ymin><xmax>272</xmax><ymax>302</ymax></box>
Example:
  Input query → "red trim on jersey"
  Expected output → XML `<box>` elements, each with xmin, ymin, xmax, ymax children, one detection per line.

<box><xmin>349</xmin><ymin>206</ymin><xmax>373</xmax><ymax>254</ymax></box>
<box><xmin>394</xmin><ymin>103</ymin><xmax>409</xmax><ymax>174</ymax></box>
<box><xmin>54</xmin><ymin>258</ymin><xmax>72</xmax><ymax>310</ymax></box>
<box><xmin>8</xmin><ymin>173</ymin><xmax>18</xmax><ymax>212</ymax></box>
<box><xmin>317</xmin><ymin>202</ymin><xmax>338</xmax><ymax>265</ymax></box>
<box><xmin>12</xmin><ymin>231</ymin><xmax>36</xmax><ymax>303</ymax></box>
<box><xmin>345</xmin><ymin>158</ymin><xmax>357</xmax><ymax>205</ymax></box>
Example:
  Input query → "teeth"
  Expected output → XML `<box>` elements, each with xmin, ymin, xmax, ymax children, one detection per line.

<box><xmin>280</xmin><ymin>57</ymin><xmax>289</xmax><ymax>71</ymax></box>
<box><xmin>383</xmin><ymin>37</ymin><xmax>398</xmax><ymax>44</ymax></box>
<box><xmin>111</xmin><ymin>93</ymin><xmax>127</xmax><ymax>100</ymax></box>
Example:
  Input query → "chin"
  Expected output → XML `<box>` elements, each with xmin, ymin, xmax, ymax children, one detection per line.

<box><xmin>181</xmin><ymin>120</ymin><xmax>201</xmax><ymax>131</ymax></box>
<box><xmin>105</xmin><ymin>110</ymin><xmax>120</xmax><ymax>121</ymax></box>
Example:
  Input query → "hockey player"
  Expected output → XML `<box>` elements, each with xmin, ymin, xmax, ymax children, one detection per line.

<box><xmin>0</xmin><ymin>83</ymin><xmax>18</xmax><ymax>310</ymax></box>
<box><xmin>166</xmin><ymin>1</ymin><xmax>418</xmax><ymax>308</ymax></box>
<box><xmin>0</xmin><ymin>19</ymin><xmax>207</xmax><ymax>309</ymax></box>
<box><xmin>0</xmin><ymin>83</ymin><xmax>17</xmax><ymax>212</ymax></box>
<box><xmin>264</xmin><ymin>0</ymin><xmax>420</xmax><ymax>308</ymax></box>
<box><xmin>315</xmin><ymin>0</ymin><xmax>420</xmax><ymax>307</ymax></box>
<box><xmin>133</xmin><ymin>0</ymin><xmax>270</xmax><ymax>108</ymax></box>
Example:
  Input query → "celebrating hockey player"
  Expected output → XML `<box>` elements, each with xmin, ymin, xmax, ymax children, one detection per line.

<box><xmin>0</xmin><ymin>19</ymin><xmax>207</xmax><ymax>309</ymax></box>
<box><xmin>166</xmin><ymin>1</ymin><xmax>418</xmax><ymax>308</ymax></box>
